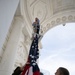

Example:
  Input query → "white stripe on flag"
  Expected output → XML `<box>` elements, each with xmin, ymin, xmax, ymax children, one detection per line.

<box><xmin>25</xmin><ymin>67</ymin><xmax>33</xmax><ymax>75</ymax></box>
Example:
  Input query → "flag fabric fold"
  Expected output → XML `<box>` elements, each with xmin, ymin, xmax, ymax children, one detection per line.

<box><xmin>21</xmin><ymin>34</ymin><xmax>40</xmax><ymax>75</ymax></box>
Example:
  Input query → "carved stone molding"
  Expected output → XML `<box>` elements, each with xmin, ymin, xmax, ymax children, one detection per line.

<box><xmin>26</xmin><ymin>0</ymin><xmax>51</xmax><ymax>23</ymax></box>
<box><xmin>62</xmin><ymin>16</ymin><xmax>67</xmax><ymax>22</ymax></box>
<box><xmin>52</xmin><ymin>0</ymin><xmax>75</xmax><ymax>14</ymax></box>
<box><xmin>42</xmin><ymin>14</ymin><xmax>75</xmax><ymax>34</ymax></box>
<box><xmin>15</xmin><ymin>41</ymin><xmax>28</xmax><ymax>66</ymax></box>
<box><xmin>24</xmin><ymin>34</ymin><xmax>30</xmax><ymax>45</ymax></box>
<box><xmin>0</xmin><ymin>19</ymin><xmax>15</xmax><ymax>62</ymax></box>
<box><xmin>51</xmin><ymin>21</ymin><xmax>55</xmax><ymax>25</ymax></box>
<box><xmin>56</xmin><ymin>18</ymin><xmax>61</xmax><ymax>23</ymax></box>
<box><xmin>21</xmin><ymin>0</ymin><xmax>75</xmax><ymax>35</ymax></box>
<box><xmin>68</xmin><ymin>15</ymin><xmax>73</xmax><ymax>21</ymax></box>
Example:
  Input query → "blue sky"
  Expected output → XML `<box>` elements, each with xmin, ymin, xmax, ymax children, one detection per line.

<box><xmin>39</xmin><ymin>23</ymin><xmax>75</xmax><ymax>75</ymax></box>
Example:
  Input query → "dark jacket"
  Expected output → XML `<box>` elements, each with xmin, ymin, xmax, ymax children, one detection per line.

<box><xmin>12</xmin><ymin>67</ymin><xmax>22</xmax><ymax>75</ymax></box>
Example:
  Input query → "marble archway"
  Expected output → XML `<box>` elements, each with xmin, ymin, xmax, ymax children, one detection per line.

<box><xmin>20</xmin><ymin>0</ymin><xmax>75</xmax><ymax>35</ymax></box>
<box><xmin>0</xmin><ymin>0</ymin><xmax>75</xmax><ymax>75</ymax></box>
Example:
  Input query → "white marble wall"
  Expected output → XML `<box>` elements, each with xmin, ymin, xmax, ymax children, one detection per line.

<box><xmin>0</xmin><ymin>16</ymin><xmax>25</xmax><ymax>75</ymax></box>
<box><xmin>0</xmin><ymin>0</ymin><xmax>20</xmax><ymax>51</ymax></box>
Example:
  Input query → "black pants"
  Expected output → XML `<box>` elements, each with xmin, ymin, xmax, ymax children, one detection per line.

<box><xmin>36</xmin><ymin>26</ymin><xmax>40</xmax><ymax>34</ymax></box>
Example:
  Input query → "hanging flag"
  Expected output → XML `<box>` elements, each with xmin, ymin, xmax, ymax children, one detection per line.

<box><xmin>21</xmin><ymin>34</ymin><xmax>40</xmax><ymax>75</ymax></box>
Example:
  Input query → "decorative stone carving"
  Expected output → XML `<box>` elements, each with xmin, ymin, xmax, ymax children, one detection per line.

<box><xmin>26</xmin><ymin>0</ymin><xmax>50</xmax><ymax>23</ymax></box>
<box><xmin>32</xmin><ymin>1</ymin><xmax>47</xmax><ymax>22</ymax></box>
<box><xmin>22</xmin><ymin>0</ymin><xmax>75</xmax><ymax>36</ymax></box>
<box><xmin>15</xmin><ymin>42</ymin><xmax>27</xmax><ymax>66</ymax></box>
<box><xmin>42</xmin><ymin>13</ymin><xmax>75</xmax><ymax>35</ymax></box>
<box><xmin>68</xmin><ymin>15</ymin><xmax>73</xmax><ymax>20</ymax></box>
<box><xmin>52</xmin><ymin>0</ymin><xmax>75</xmax><ymax>14</ymax></box>
<box><xmin>47</xmin><ymin>23</ymin><xmax>51</xmax><ymax>29</ymax></box>
<box><xmin>51</xmin><ymin>21</ymin><xmax>55</xmax><ymax>25</ymax></box>
<box><xmin>62</xmin><ymin>16</ymin><xmax>67</xmax><ymax>21</ymax></box>
<box><xmin>43</xmin><ymin>27</ymin><xmax>46</xmax><ymax>32</ymax></box>
<box><xmin>0</xmin><ymin>20</ymin><xmax>14</xmax><ymax>62</ymax></box>
<box><xmin>24</xmin><ymin>34</ymin><xmax>30</xmax><ymax>45</ymax></box>
<box><xmin>56</xmin><ymin>18</ymin><xmax>61</xmax><ymax>23</ymax></box>
<box><xmin>2</xmin><ymin>44</ymin><xmax>6</xmax><ymax>52</ymax></box>
<box><xmin>27</xmin><ymin>0</ymin><xmax>36</xmax><ymax>7</ymax></box>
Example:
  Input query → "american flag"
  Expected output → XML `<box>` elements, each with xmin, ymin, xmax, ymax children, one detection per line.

<box><xmin>21</xmin><ymin>34</ymin><xmax>40</xmax><ymax>75</ymax></box>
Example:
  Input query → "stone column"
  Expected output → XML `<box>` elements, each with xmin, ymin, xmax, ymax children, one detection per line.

<box><xmin>0</xmin><ymin>16</ymin><xmax>24</xmax><ymax>75</ymax></box>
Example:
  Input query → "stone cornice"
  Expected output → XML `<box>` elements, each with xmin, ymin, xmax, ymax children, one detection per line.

<box><xmin>41</xmin><ymin>11</ymin><xmax>75</xmax><ymax>35</ymax></box>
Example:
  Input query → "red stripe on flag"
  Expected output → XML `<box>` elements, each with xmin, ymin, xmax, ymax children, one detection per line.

<box><xmin>21</xmin><ymin>64</ymin><xmax>30</xmax><ymax>75</ymax></box>
<box><xmin>33</xmin><ymin>71</ymin><xmax>40</xmax><ymax>75</ymax></box>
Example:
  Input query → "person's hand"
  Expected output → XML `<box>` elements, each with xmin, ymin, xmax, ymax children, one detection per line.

<box><xmin>20</xmin><ymin>66</ymin><xmax>24</xmax><ymax>71</ymax></box>
<box><xmin>33</xmin><ymin>22</ymin><xmax>37</xmax><ymax>24</ymax></box>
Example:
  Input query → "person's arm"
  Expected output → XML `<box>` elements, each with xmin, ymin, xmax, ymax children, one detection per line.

<box><xmin>32</xmin><ymin>22</ymin><xmax>36</xmax><ymax>26</ymax></box>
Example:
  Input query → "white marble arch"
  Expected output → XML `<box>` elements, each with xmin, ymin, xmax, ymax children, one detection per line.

<box><xmin>20</xmin><ymin>0</ymin><xmax>75</xmax><ymax>35</ymax></box>
<box><xmin>0</xmin><ymin>0</ymin><xmax>75</xmax><ymax>75</ymax></box>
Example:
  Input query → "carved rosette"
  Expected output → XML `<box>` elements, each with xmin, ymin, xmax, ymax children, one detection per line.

<box><xmin>15</xmin><ymin>42</ymin><xmax>27</xmax><ymax>66</ymax></box>
<box><xmin>56</xmin><ymin>18</ymin><xmax>61</xmax><ymax>23</ymax></box>
<box><xmin>68</xmin><ymin>15</ymin><xmax>73</xmax><ymax>21</ymax></box>
<box><xmin>62</xmin><ymin>16</ymin><xmax>67</xmax><ymax>22</ymax></box>
<box><xmin>24</xmin><ymin>34</ymin><xmax>30</xmax><ymax>45</ymax></box>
